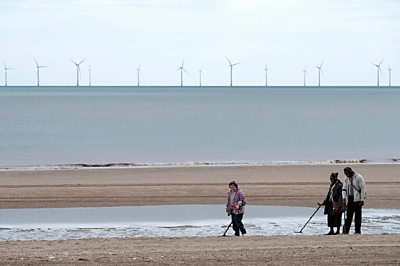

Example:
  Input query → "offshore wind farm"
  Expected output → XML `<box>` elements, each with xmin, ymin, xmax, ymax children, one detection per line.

<box><xmin>0</xmin><ymin>58</ymin><xmax>397</xmax><ymax>87</ymax></box>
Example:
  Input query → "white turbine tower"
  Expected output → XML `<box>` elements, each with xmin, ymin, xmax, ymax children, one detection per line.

<box><xmin>372</xmin><ymin>59</ymin><xmax>384</xmax><ymax>87</ymax></box>
<box><xmin>71</xmin><ymin>58</ymin><xmax>86</xmax><ymax>86</ymax></box>
<box><xmin>136</xmin><ymin>64</ymin><xmax>141</xmax><ymax>86</ymax></box>
<box><xmin>316</xmin><ymin>61</ymin><xmax>324</xmax><ymax>87</ymax></box>
<box><xmin>198</xmin><ymin>68</ymin><xmax>203</xmax><ymax>87</ymax></box>
<box><xmin>303</xmin><ymin>66</ymin><xmax>307</xmax><ymax>87</ymax></box>
<box><xmin>3</xmin><ymin>61</ymin><xmax>12</xmax><ymax>86</ymax></box>
<box><xmin>388</xmin><ymin>65</ymin><xmax>393</xmax><ymax>87</ymax></box>
<box><xmin>88</xmin><ymin>65</ymin><xmax>92</xmax><ymax>86</ymax></box>
<box><xmin>177</xmin><ymin>59</ymin><xmax>188</xmax><ymax>86</ymax></box>
<box><xmin>264</xmin><ymin>64</ymin><xmax>269</xmax><ymax>87</ymax></box>
<box><xmin>34</xmin><ymin>59</ymin><xmax>47</xmax><ymax>87</ymax></box>
<box><xmin>226</xmin><ymin>57</ymin><xmax>239</xmax><ymax>86</ymax></box>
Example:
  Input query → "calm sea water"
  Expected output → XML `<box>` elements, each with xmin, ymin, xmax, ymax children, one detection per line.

<box><xmin>0</xmin><ymin>86</ymin><xmax>399</xmax><ymax>168</ymax></box>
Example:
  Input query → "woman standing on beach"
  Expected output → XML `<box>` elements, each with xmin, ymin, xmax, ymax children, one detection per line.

<box><xmin>226</xmin><ymin>181</ymin><xmax>247</xmax><ymax>236</ymax></box>
<box><xmin>320</xmin><ymin>173</ymin><xmax>344</xmax><ymax>235</ymax></box>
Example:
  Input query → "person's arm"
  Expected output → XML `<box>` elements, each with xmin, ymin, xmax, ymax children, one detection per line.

<box><xmin>333</xmin><ymin>184</ymin><xmax>342</xmax><ymax>202</ymax></box>
<box><xmin>226</xmin><ymin>192</ymin><xmax>231</xmax><ymax>213</ymax></box>
<box><xmin>342</xmin><ymin>178</ymin><xmax>348</xmax><ymax>203</ymax></box>
<box><xmin>359</xmin><ymin>175</ymin><xmax>366</xmax><ymax>204</ymax></box>
<box><xmin>237</xmin><ymin>190</ymin><xmax>245</xmax><ymax>208</ymax></box>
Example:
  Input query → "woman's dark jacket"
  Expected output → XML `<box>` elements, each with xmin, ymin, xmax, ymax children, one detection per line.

<box><xmin>323</xmin><ymin>180</ymin><xmax>343</xmax><ymax>215</ymax></box>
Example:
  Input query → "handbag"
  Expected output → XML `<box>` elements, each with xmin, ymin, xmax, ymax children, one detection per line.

<box><xmin>333</xmin><ymin>200</ymin><xmax>346</xmax><ymax>213</ymax></box>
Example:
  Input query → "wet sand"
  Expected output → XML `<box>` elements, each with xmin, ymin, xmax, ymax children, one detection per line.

<box><xmin>1</xmin><ymin>164</ymin><xmax>399</xmax><ymax>208</ymax></box>
<box><xmin>0</xmin><ymin>164</ymin><xmax>399</xmax><ymax>265</ymax></box>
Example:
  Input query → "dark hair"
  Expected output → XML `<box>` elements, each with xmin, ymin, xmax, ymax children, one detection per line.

<box><xmin>344</xmin><ymin>167</ymin><xmax>353</xmax><ymax>173</ymax></box>
<box><xmin>229</xmin><ymin>181</ymin><xmax>238</xmax><ymax>188</ymax></box>
<box><xmin>330</xmin><ymin>172</ymin><xmax>338</xmax><ymax>178</ymax></box>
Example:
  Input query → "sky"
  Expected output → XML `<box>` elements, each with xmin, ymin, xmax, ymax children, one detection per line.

<box><xmin>0</xmin><ymin>0</ymin><xmax>399</xmax><ymax>86</ymax></box>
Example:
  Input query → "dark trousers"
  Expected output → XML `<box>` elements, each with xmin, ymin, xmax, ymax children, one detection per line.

<box><xmin>231</xmin><ymin>212</ymin><xmax>246</xmax><ymax>236</ymax></box>
<box><xmin>327</xmin><ymin>212</ymin><xmax>342</xmax><ymax>228</ymax></box>
<box><xmin>344</xmin><ymin>196</ymin><xmax>362</xmax><ymax>233</ymax></box>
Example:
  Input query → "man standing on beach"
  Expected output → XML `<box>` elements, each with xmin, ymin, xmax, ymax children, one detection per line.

<box><xmin>342</xmin><ymin>167</ymin><xmax>366</xmax><ymax>234</ymax></box>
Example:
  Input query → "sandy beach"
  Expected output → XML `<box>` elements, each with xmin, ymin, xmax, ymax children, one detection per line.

<box><xmin>1</xmin><ymin>163</ymin><xmax>399</xmax><ymax>265</ymax></box>
<box><xmin>1</xmin><ymin>164</ymin><xmax>399</xmax><ymax>208</ymax></box>
<box><xmin>1</xmin><ymin>235</ymin><xmax>399</xmax><ymax>265</ymax></box>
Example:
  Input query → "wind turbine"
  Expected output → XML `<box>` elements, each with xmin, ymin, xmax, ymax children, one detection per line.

<box><xmin>315</xmin><ymin>61</ymin><xmax>323</xmax><ymax>86</ymax></box>
<box><xmin>226</xmin><ymin>57</ymin><xmax>239</xmax><ymax>86</ymax></box>
<box><xmin>177</xmin><ymin>59</ymin><xmax>188</xmax><ymax>86</ymax></box>
<box><xmin>198</xmin><ymin>68</ymin><xmax>203</xmax><ymax>87</ymax></box>
<box><xmin>88</xmin><ymin>65</ymin><xmax>92</xmax><ymax>86</ymax></box>
<box><xmin>71</xmin><ymin>58</ymin><xmax>86</xmax><ymax>86</ymax></box>
<box><xmin>136</xmin><ymin>64</ymin><xmax>141</xmax><ymax>86</ymax></box>
<box><xmin>388</xmin><ymin>66</ymin><xmax>393</xmax><ymax>87</ymax></box>
<box><xmin>372</xmin><ymin>58</ymin><xmax>384</xmax><ymax>87</ymax></box>
<box><xmin>34</xmin><ymin>58</ymin><xmax>47</xmax><ymax>87</ymax></box>
<box><xmin>3</xmin><ymin>61</ymin><xmax>12</xmax><ymax>86</ymax></box>
<box><xmin>264</xmin><ymin>64</ymin><xmax>269</xmax><ymax>87</ymax></box>
<box><xmin>303</xmin><ymin>66</ymin><xmax>307</xmax><ymax>87</ymax></box>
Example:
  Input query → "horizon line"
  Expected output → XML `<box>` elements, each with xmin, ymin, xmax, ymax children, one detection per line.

<box><xmin>1</xmin><ymin>85</ymin><xmax>399</xmax><ymax>88</ymax></box>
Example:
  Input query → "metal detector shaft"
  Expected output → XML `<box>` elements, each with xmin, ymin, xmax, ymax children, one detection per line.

<box><xmin>222</xmin><ymin>221</ymin><xmax>233</xmax><ymax>236</ymax></box>
<box><xmin>297</xmin><ymin>204</ymin><xmax>321</xmax><ymax>233</ymax></box>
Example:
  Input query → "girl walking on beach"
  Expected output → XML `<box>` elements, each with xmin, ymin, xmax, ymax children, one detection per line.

<box><xmin>320</xmin><ymin>173</ymin><xmax>345</xmax><ymax>235</ymax></box>
<box><xmin>226</xmin><ymin>181</ymin><xmax>247</xmax><ymax>236</ymax></box>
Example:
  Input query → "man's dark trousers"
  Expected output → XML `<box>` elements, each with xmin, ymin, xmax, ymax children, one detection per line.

<box><xmin>344</xmin><ymin>195</ymin><xmax>362</xmax><ymax>234</ymax></box>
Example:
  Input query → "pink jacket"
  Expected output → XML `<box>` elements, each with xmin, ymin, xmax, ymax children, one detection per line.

<box><xmin>226</xmin><ymin>188</ymin><xmax>246</xmax><ymax>214</ymax></box>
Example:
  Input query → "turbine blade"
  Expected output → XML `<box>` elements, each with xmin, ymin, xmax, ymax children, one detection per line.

<box><xmin>71</xmin><ymin>60</ymin><xmax>78</xmax><ymax>66</ymax></box>
<box><xmin>79</xmin><ymin>58</ymin><xmax>86</xmax><ymax>65</ymax></box>
<box><xmin>379</xmin><ymin>58</ymin><xmax>384</xmax><ymax>66</ymax></box>
<box><xmin>34</xmin><ymin>58</ymin><xmax>39</xmax><ymax>67</ymax></box>
<box><xmin>183</xmin><ymin>68</ymin><xmax>189</xmax><ymax>74</ymax></box>
<box><xmin>181</xmin><ymin>59</ymin><xmax>184</xmax><ymax>68</ymax></box>
<box><xmin>233</xmin><ymin>62</ymin><xmax>240</xmax><ymax>66</ymax></box>
<box><xmin>226</xmin><ymin>57</ymin><xmax>232</xmax><ymax>65</ymax></box>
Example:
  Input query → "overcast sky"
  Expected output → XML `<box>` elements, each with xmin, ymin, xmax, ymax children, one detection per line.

<box><xmin>0</xmin><ymin>0</ymin><xmax>399</xmax><ymax>86</ymax></box>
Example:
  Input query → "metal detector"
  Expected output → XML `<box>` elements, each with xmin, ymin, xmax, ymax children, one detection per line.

<box><xmin>295</xmin><ymin>204</ymin><xmax>321</xmax><ymax>233</ymax></box>
<box><xmin>221</xmin><ymin>221</ymin><xmax>233</xmax><ymax>237</ymax></box>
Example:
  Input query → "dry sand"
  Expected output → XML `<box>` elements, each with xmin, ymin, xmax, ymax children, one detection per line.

<box><xmin>0</xmin><ymin>164</ymin><xmax>399</xmax><ymax>265</ymax></box>
<box><xmin>1</xmin><ymin>235</ymin><xmax>399</xmax><ymax>265</ymax></box>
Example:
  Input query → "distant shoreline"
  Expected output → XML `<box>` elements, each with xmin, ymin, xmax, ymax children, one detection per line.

<box><xmin>1</xmin><ymin>158</ymin><xmax>400</xmax><ymax>171</ymax></box>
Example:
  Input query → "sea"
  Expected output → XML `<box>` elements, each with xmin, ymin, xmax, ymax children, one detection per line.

<box><xmin>0</xmin><ymin>86</ymin><xmax>399</xmax><ymax>169</ymax></box>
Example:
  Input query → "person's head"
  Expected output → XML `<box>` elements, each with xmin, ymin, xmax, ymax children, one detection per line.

<box><xmin>330</xmin><ymin>172</ymin><xmax>338</xmax><ymax>183</ymax></box>
<box><xmin>229</xmin><ymin>180</ymin><xmax>238</xmax><ymax>190</ymax></box>
<box><xmin>344</xmin><ymin>167</ymin><xmax>354</xmax><ymax>178</ymax></box>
